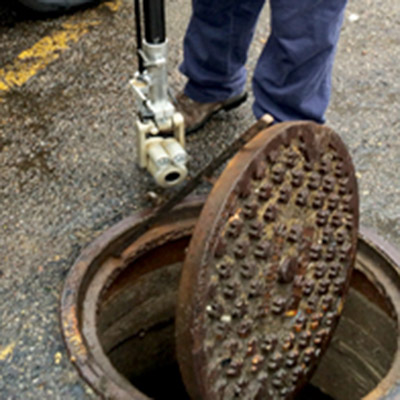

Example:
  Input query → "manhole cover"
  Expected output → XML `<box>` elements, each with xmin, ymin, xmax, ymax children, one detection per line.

<box><xmin>60</xmin><ymin>198</ymin><xmax>400</xmax><ymax>399</ymax></box>
<box><xmin>176</xmin><ymin>122</ymin><xmax>359</xmax><ymax>400</ymax></box>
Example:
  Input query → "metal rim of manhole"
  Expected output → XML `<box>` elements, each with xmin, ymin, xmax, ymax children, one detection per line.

<box><xmin>61</xmin><ymin>198</ymin><xmax>204</xmax><ymax>400</ymax></box>
<box><xmin>60</xmin><ymin>197</ymin><xmax>400</xmax><ymax>400</ymax></box>
<box><xmin>176</xmin><ymin>121</ymin><xmax>359</xmax><ymax>400</ymax></box>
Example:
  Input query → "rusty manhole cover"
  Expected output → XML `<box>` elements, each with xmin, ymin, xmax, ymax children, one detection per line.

<box><xmin>60</xmin><ymin>198</ymin><xmax>400</xmax><ymax>400</ymax></box>
<box><xmin>61</xmin><ymin>122</ymin><xmax>400</xmax><ymax>400</ymax></box>
<box><xmin>176</xmin><ymin>122</ymin><xmax>359</xmax><ymax>400</ymax></box>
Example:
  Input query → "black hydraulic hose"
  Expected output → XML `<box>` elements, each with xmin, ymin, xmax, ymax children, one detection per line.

<box><xmin>134</xmin><ymin>0</ymin><xmax>144</xmax><ymax>73</ymax></box>
<box><xmin>143</xmin><ymin>0</ymin><xmax>166</xmax><ymax>44</ymax></box>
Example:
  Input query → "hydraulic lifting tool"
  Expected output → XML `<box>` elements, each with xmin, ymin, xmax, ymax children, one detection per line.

<box><xmin>131</xmin><ymin>0</ymin><xmax>187</xmax><ymax>188</ymax></box>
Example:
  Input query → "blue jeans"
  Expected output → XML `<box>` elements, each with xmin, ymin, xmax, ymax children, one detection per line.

<box><xmin>180</xmin><ymin>0</ymin><xmax>347</xmax><ymax>123</ymax></box>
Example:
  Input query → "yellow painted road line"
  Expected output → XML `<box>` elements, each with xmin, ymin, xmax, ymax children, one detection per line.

<box><xmin>103</xmin><ymin>0</ymin><xmax>122</xmax><ymax>12</ymax></box>
<box><xmin>0</xmin><ymin>341</ymin><xmax>16</xmax><ymax>361</ymax></box>
<box><xmin>0</xmin><ymin>0</ymin><xmax>122</xmax><ymax>95</ymax></box>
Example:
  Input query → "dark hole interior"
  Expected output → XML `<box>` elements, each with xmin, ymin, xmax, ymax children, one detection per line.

<box><xmin>165</xmin><ymin>172</ymin><xmax>181</xmax><ymax>182</ymax></box>
<box><xmin>132</xmin><ymin>361</ymin><xmax>334</xmax><ymax>400</ymax></box>
<box><xmin>96</xmin><ymin>236</ymin><xmax>397</xmax><ymax>400</ymax></box>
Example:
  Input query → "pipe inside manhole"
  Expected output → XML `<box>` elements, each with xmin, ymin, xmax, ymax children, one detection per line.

<box><xmin>61</xmin><ymin>198</ymin><xmax>400</xmax><ymax>400</ymax></box>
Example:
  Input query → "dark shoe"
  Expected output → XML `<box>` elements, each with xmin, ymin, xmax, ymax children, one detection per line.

<box><xmin>175</xmin><ymin>92</ymin><xmax>248</xmax><ymax>134</ymax></box>
<box><xmin>17</xmin><ymin>0</ymin><xmax>101</xmax><ymax>13</ymax></box>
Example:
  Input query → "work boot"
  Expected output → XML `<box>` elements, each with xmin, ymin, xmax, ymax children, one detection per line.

<box><xmin>16</xmin><ymin>0</ymin><xmax>101</xmax><ymax>13</ymax></box>
<box><xmin>175</xmin><ymin>91</ymin><xmax>248</xmax><ymax>134</ymax></box>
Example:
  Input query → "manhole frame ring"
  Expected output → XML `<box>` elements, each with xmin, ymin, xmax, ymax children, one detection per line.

<box><xmin>60</xmin><ymin>198</ymin><xmax>400</xmax><ymax>400</ymax></box>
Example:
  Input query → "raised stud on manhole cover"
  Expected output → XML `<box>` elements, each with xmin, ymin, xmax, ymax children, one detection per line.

<box><xmin>176</xmin><ymin>121</ymin><xmax>359</xmax><ymax>400</ymax></box>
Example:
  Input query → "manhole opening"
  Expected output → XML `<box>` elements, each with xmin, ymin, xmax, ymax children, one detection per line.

<box><xmin>94</xmin><ymin>235</ymin><xmax>397</xmax><ymax>400</ymax></box>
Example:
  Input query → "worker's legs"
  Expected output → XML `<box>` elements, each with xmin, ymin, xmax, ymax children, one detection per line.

<box><xmin>180</xmin><ymin>0</ymin><xmax>265</xmax><ymax>103</ymax></box>
<box><xmin>252</xmin><ymin>0</ymin><xmax>348</xmax><ymax>122</ymax></box>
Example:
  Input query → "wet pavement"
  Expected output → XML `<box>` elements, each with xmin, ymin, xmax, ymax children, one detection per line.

<box><xmin>0</xmin><ymin>0</ymin><xmax>399</xmax><ymax>398</ymax></box>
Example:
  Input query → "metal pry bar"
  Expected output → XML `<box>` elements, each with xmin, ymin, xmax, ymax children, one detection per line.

<box><xmin>110</xmin><ymin>115</ymin><xmax>274</xmax><ymax>257</ymax></box>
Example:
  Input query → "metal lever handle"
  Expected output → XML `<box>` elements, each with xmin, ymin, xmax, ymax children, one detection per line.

<box><xmin>143</xmin><ymin>0</ymin><xmax>166</xmax><ymax>44</ymax></box>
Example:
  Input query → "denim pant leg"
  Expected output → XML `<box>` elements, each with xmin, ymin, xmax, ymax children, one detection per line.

<box><xmin>181</xmin><ymin>0</ymin><xmax>265</xmax><ymax>103</ymax></box>
<box><xmin>252</xmin><ymin>0</ymin><xmax>348</xmax><ymax>122</ymax></box>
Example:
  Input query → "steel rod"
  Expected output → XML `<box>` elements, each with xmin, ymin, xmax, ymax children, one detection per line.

<box><xmin>110</xmin><ymin>116</ymin><xmax>273</xmax><ymax>257</ymax></box>
<box><xmin>134</xmin><ymin>0</ymin><xmax>144</xmax><ymax>73</ymax></box>
<box><xmin>143</xmin><ymin>0</ymin><xmax>166</xmax><ymax>44</ymax></box>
